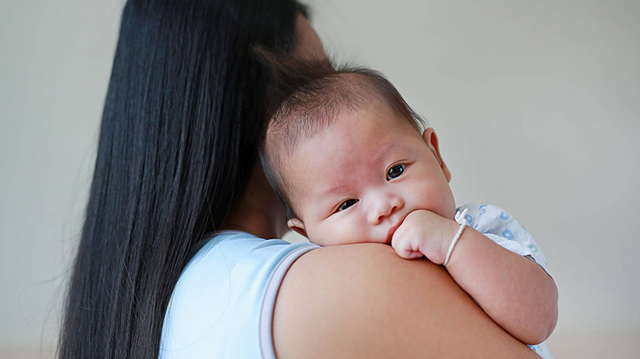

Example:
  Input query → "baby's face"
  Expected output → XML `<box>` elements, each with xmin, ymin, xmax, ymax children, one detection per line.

<box><xmin>285</xmin><ymin>103</ymin><xmax>456</xmax><ymax>246</ymax></box>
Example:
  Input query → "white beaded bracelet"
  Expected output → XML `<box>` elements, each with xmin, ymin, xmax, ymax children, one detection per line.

<box><xmin>443</xmin><ymin>208</ymin><xmax>470</xmax><ymax>266</ymax></box>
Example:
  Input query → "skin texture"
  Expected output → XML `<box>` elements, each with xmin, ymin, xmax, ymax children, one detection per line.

<box><xmin>443</xmin><ymin>221</ymin><xmax>558</xmax><ymax>344</ymax></box>
<box><xmin>225</xmin><ymin>13</ymin><xmax>550</xmax><ymax>357</ymax></box>
<box><xmin>280</xmin><ymin>103</ymin><xmax>557</xmax><ymax>343</ymax></box>
<box><xmin>286</xmin><ymin>103</ymin><xmax>455</xmax><ymax>246</ymax></box>
<box><xmin>273</xmin><ymin>244</ymin><xmax>543</xmax><ymax>359</ymax></box>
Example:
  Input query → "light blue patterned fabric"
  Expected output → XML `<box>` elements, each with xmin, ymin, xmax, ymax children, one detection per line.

<box><xmin>457</xmin><ymin>203</ymin><xmax>554</xmax><ymax>358</ymax></box>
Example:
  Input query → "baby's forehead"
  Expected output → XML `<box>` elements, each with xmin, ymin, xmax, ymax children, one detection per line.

<box><xmin>262</xmin><ymin>67</ymin><xmax>426</xmax><ymax>218</ymax></box>
<box><xmin>285</xmin><ymin>105</ymin><xmax>415</xmax><ymax>195</ymax></box>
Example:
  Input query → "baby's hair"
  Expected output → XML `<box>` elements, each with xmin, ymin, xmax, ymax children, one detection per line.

<box><xmin>259</xmin><ymin>56</ymin><xmax>426</xmax><ymax>220</ymax></box>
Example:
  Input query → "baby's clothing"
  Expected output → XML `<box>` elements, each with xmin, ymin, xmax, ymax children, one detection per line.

<box><xmin>457</xmin><ymin>203</ymin><xmax>554</xmax><ymax>359</ymax></box>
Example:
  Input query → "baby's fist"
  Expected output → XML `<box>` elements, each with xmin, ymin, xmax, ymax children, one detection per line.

<box><xmin>391</xmin><ymin>210</ymin><xmax>458</xmax><ymax>264</ymax></box>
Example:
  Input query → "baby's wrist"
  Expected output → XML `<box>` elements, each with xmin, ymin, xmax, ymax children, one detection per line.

<box><xmin>437</xmin><ymin>219</ymin><xmax>462</xmax><ymax>264</ymax></box>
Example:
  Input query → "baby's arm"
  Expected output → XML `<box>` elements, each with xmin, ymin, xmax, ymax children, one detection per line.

<box><xmin>391</xmin><ymin>210</ymin><xmax>558</xmax><ymax>345</ymax></box>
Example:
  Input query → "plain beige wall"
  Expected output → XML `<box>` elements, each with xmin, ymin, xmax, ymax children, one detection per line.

<box><xmin>1</xmin><ymin>0</ymin><xmax>639</xmax><ymax>357</ymax></box>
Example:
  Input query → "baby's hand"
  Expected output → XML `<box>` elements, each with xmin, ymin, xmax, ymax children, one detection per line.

<box><xmin>391</xmin><ymin>210</ymin><xmax>458</xmax><ymax>264</ymax></box>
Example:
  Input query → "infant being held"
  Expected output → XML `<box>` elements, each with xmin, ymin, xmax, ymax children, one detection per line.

<box><xmin>261</xmin><ymin>61</ymin><xmax>557</xmax><ymax>356</ymax></box>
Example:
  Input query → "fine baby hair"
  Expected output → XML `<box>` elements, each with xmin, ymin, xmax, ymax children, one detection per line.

<box><xmin>259</xmin><ymin>57</ymin><xmax>427</xmax><ymax>220</ymax></box>
<box><xmin>256</xmin><ymin>55</ymin><xmax>557</xmax><ymax>359</ymax></box>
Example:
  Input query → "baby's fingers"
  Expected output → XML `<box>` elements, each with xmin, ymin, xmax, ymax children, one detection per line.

<box><xmin>394</xmin><ymin>246</ymin><xmax>424</xmax><ymax>259</ymax></box>
<box><xmin>391</xmin><ymin>234</ymin><xmax>424</xmax><ymax>260</ymax></box>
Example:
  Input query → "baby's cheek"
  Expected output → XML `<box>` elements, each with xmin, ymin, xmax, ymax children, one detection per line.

<box><xmin>343</xmin><ymin>219</ymin><xmax>378</xmax><ymax>244</ymax></box>
<box><xmin>411</xmin><ymin>183</ymin><xmax>454</xmax><ymax>218</ymax></box>
<box><xmin>311</xmin><ymin>216</ymin><xmax>373</xmax><ymax>246</ymax></box>
<box><xmin>323</xmin><ymin>220</ymin><xmax>362</xmax><ymax>246</ymax></box>
<box><xmin>329</xmin><ymin>222</ymin><xmax>356</xmax><ymax>245</ymax></box>
<box><xmin>306</xmin><ymin>221</ymin><xmax>346</xmax><ymax>247</ymax></box>
<box><xmin>300</xmin><ymin>222</ymin><xmax>323</xmax><ymax>246</ymax></box>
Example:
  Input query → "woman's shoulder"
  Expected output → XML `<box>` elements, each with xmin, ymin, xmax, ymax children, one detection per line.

<box><xmin>273</xmin><ymin>243</ymin><xmax>540</xmax><ymax>358</ymax></box>
<box><xmin>160</xmin><ymin>231</ymin><xmax>318</xmax><ymax>359</ymax></box>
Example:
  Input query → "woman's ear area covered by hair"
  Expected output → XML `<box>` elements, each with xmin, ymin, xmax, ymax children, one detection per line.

<box><xmin>292</xmin><ymin>13</ymin><xmax>327</xmax><ymax>60</ymax></box>
<box><xmin>287</xmin><ymin>218</ymin><xmax>308</xmax><ymax>237</ymax></box>
<box><xmin>422</xmin><ymin>128</ymin><xmax>452</xmax><ymax>183</ymax></box>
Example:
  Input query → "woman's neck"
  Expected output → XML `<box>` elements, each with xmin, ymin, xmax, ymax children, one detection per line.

<box><xmin>220</xmin><ymin>163</ymin><xmax>287</xmax><ymax>239</ymax></box>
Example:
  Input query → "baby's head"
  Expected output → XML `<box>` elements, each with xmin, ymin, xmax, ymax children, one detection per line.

<box><xmin>262</xmin><ymin>63</ymin><xmax>456</xmax><ymax>246</ymax></box>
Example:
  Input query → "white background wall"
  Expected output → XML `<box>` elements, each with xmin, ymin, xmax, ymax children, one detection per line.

<box><xmin>1</xmin><ymin>0</ymin><xmax>639</xmax><ymax>357</ymax></box>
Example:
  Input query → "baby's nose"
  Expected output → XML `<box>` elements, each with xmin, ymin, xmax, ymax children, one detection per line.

<box><xmin>367</xmin><ymin>195</ymin><xmax>404</xmax><ymax>224</ymax></box>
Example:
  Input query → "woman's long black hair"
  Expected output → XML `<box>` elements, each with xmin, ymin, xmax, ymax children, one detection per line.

<box><xmin>58</xmin><ymin>1</ymin><xmax>306</xmax><ymax>358</ymax></box>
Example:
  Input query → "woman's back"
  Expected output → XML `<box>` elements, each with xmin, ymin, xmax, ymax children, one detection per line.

<box><xmin>160</xmin><ymin>230</ymin><xmax>538</xmax><ymax>358</ymax></box>
<box><xmin>58</xmin><ymin>1</ymin><xmax>304</xmax><ymax>358</ymax></box>
<box><xmin>159</xmin><ymin>231</ymin><xmax>318</xmax><ymax>358</ymax></box>
<box><xmin>60</xmin><ymin>1</ymin><xmax>544</xmax><ymax>358</ymax></box>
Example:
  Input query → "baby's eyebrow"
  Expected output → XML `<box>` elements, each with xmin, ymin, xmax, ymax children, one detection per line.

<box><xmin>307</xmin><ymin>186</ymin><xmax>347</xmax><ymax>219</ymax></box>
<box><xmin>317</xmin><ymin>143</ymin><xmax>398</xmax><ymax>199</ymax></box>
<box><xmin>372</xmin><ymin>143</ymin><xmax>395</xmax><ymax>166</ymax></box>
<box><xmin>320</xmin><ymin>183</ymin><xmax>349</xmax><ymax>198</ymax></box>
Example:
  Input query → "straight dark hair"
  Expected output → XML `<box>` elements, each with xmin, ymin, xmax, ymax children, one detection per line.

<box><xmin>58</xmin><ymin>1</ymin><xmax>306</xmax><ymax>358</ymax></box>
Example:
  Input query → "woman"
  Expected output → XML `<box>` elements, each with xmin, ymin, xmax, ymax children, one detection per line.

<box><xmin>59</xmin><ymin>0</ymin><xmax>540</xmax><ymax>358</ymax></box>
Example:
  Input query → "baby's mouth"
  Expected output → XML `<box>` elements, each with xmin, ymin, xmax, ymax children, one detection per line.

<box><xmin>386</xmin><ymin>221</ymin><xmax>403</xmax><ymax>244</ymax></box>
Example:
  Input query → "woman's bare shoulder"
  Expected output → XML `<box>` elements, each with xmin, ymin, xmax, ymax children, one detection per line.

<box><xmin>273</xmin><ymin>243</ymin><xmax>538</xmax><ymax>359</ymax></box>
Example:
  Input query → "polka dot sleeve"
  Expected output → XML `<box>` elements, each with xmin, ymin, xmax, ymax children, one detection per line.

<box><xmin>456</xmin><ymin>203</ymin><xmax>553</xmax><ymax>279</ymax></box>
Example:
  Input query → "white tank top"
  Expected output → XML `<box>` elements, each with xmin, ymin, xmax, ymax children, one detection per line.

<box><xmin>159</xmin><ymin>231</ymin><xmax>319</xmax><ymax>358</ymax></box>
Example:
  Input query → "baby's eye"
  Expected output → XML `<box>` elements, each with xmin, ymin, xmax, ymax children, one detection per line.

<box><xmin>386</xmin><ymin>164</ymin><xmax>406</xmax><ymax>180</ymax></box>
<box><xmin>338</xmin><ymin>199</ymin><xmax>359</xmax><ymax>212</ymax></box>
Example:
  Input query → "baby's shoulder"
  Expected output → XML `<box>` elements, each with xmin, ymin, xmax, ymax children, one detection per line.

<box><xmin>456</xmin><ymin>203</ymin><xmax>527</xmax><ymax>236</ymax></box>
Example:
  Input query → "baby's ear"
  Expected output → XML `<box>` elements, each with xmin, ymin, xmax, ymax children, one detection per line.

<box><xmin>287</xmin><ymin>218</ymin><xmax>307</xmax><ymax>237</ymax></box>
<box><xmin>422</xmin><ymin>128</ymin><xmax>452</xmax><ymax>183</ymax></box>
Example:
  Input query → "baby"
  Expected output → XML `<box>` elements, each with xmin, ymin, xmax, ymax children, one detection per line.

<box><xmin>261</xmin><ymin>61</ymin><xmax>557</xmax><ymax>357</ymax></box>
